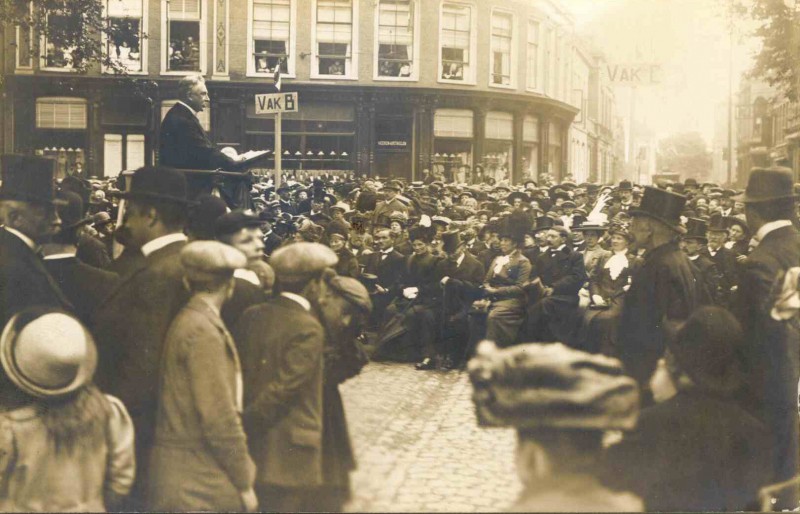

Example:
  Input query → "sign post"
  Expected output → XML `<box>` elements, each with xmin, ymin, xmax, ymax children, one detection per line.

<box><xmin>255</xmin><ymin>91</ymin><xmax>299</xmax><ymax>187</ymax></box>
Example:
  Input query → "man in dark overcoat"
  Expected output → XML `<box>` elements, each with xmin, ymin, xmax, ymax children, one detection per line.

<box><xmin>703</xmin><ymin>213</ymin><xmax>739</xmax><ymax>306</ymax></box>
<box><xmin>524</xmin><ymin>225</ymin><xmax>587</xmax><ymax>345</ymax></box>
<box><xmin>363</xmin><ymin>228</ymin><xmax>405</xmax><ymax>327</ymax></box>
<box><xmin>91</xmin><ymin>166</ymin><xmax>191</xmax><ymax>509</ymax></box>
<box><xmin>616</xmin><ymin>186</ymin><xmax>697</xmax><ymax>390</ymax></box>
<box><xmin>731</xmin><ymin>167</ymin><xmax>800</xmax><ymax>509</ymax></box>
<box><xmin>0</xmin><ymin>155</ymin><xmax>72</xmax><ymax>329</ymax></box>
<box><xmin>234</xmin><ymin>242</ymin><xmax>337</xmax><ymax>512</ymax></box>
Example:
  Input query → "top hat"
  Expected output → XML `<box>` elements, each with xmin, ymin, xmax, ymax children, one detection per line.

<box><xmin>441</xmin><ymin>230</ymin><xmax>462</xmax><ymax>254</ymax></box>
<box><xmin>118</xmin><ymin>166</ymin><xmax>188</xmax><ymax>204</ymax></box>
<box><xmin>630</xmin><ymin>186</ymin><xmax>687</xmax><ymax>233</ymax></box>
<box><xmin>735</xmin><ymin>166</ymin><xmax>799</xmax><ymax>203</ymax></box>
<box><xmin>532</xmin><ymin>215</ymin><xmax>555</xmax><ymax>233</ymax></box>
<box><xmin>0</xmin><ymin>308</ymin><xmax>97</xmax><ymax>399</ymax></box>
<box><xmin>0</xmin><ymin>155</ymin><xmax>65</xmax><ymax>206</ymax></box>
<box><xmin>707</xmin><ymin>213</ymin><xmax>727</xmax><ymax>233</ymax></box>
<box><xmin>682</xmin><ymin>218</ymin><xmax>708</xmax><ymax>242</ymax></box>
<box><xmin>664</xmin><ymin>306</ymin><xmax>744</xmax><ymax>394</ymax></box>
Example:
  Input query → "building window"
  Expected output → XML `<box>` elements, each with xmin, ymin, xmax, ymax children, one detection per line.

<box><xmin>440</xmin><ymin>3</ymin><xmax>472</xmax><ymax>82</ymax></box>
<box><xmin>36</xmin><ymin>98</ymin><xmax>87</xmax><ymax>129</ymax></box>
<box><xmin>104</xmin><ymin>133</ymin><xmax>145</xmax><ymax>177</ymax></box>
<box><xmin>526</xmin><ymin>20</ymin><xmax>539</xmax><ymax>90</ymax></box>
<box><xmin>490</xmin><ymin>11</ymin><xmax>513</xmax><ymax>86</ymax></box>
<box><xmin>314</xmin><ymin>0</ymin><xmax>354</xmax><ymax>77</ymax></box>
<box><xmin>485</xmin><ymin>111</ymin><xmax>513</xmax><ymax>183</ymax></box>
<box><xmin>523</xmin><ymin>115</ymin><xmax>539</xmax><ymax>180</ymax></box>
<box><xmin>251</xmin><ymin>0</ymin><xmax>291</xmax><ymax>75</ymax></box>
<box><xmin>376</xmin><ymin>0</ymin><xmax>414</xmax><ymax>78</ymax></box>
<box><xmin>42</xmin><ymin>12</ymin><xmax>79</xmax><ymax>70</ymax></box>
<box><xmin>165</xmin><ymin>0</ymin><xmax>204</xmax><ymax>73</ymax></box>
<box><xmin>161</xmin><ymin>100</ymin><xmax>210</xmax><ymax>132</ymax></box>
<box><xmin>106</xmin><ymin>0</ymin><xmax>145</xmax><ymax>72</ymax></box>
<box><xmin>434</xmin><ymin>109</ymin><xmax>473</xmax><ymax>182</ymax></box>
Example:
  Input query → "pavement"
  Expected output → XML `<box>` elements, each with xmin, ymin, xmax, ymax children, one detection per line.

<box><xmin>341</xmin><ymin>362</ymin><xmax>521</xmax><ymax>513</ymax></box>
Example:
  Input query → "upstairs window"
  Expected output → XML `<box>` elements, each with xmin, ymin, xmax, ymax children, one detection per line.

<box><xmin>106</xmin><ymin>0</ymin><xmax>145</xmax><ymax>72</ymax></box>
<box><xmin>490</xmin><ymin>11</ymin><xmax>513</xmax><ymax>86</ymax></box>
<box><xmin>252</xmin><ymin>0</ymin><xmax>290</xmax><ymax>75</ymax></box>
<box><xmin>376</xmin><ymin>0</ymin><xmax>414</xmax><ymax>78</ymax></box>
<box><xmin>166</xmin><ymin>0</ymin><xmax>203</xmax><ymax>72</ymax></box>
<box><xmin>526</xmin><ymin>20</ymin><xmax>539</xmax><ymax>90</ymax></box>
<box><xmin>42</xmin><ymin>12</ymin><xmax>79</xmax><ymax>70</ymax></box>
<box><xmin>315</xmin><ymin>0</ymin><xmax>353</xmax><ymax>77</ymax></box>
<box><xmin>440</xmin><ymin>3</ymin><xmax>471</xmax><ymax>81</ymax></box>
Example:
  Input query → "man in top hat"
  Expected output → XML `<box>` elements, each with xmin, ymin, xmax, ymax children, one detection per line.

<box><xmin>234</xmin><ymin>243</ymin><xmax>337</xmax><ymax>512</ymax></box>
<box><xmin>42</xmin><ymin>191</ymin><xmax>120</xmax><ymax>325</ymax></box>
<box><xmin>91</xmin><ymin>165</ymin><xmax>191</xmax><ymax>509</ymax></box>
<box><xmin>0</xmin><ymin>155</ymin><xmax>72</xmax><ymax>330</ymax></box>
<box><xmin>372</xmin><ymin>182</ymin><xmax>408</xmax><ymax>227</ymax></box>
<box><xmin>681</xmin><ymin>218</ymin><xmax>720</xmax><ymax>305</ymax></box>
<box><xmin>616</xmin><ymin>186</ymin><xmax>698</xmax><ymax>391</ymax></box>
<box><xmin>524</xmin><ymin>225</ymin><xmax>588</xmax><ymax>346</ymax></box>
<box><xmin>703</xmin><ymin>213</ymin><xmax>738</xmax><ymax>306</ymax></box>
<box><xmin>730</xmin><ymin>166</ymin><xmax>800</xmax><ymax>507</ymax></box>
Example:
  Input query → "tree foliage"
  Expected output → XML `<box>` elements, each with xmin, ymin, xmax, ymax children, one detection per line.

<box><xmin>0</xmin><ymin>0</ymin><xmax>142</xmax><ymax>75</ymax></box>
<box><xmin>657</xmin><ymin>132</ymin><xmax>713</xmax><ymax>181</ymax></box>
<box><xmin>734</xmin><ymin>0</ymin><xmax>799</xmax><ymax>101</ymax></box>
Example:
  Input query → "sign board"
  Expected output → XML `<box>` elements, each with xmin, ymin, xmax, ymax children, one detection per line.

<box><xmin>254</xmin><ymin>92</ymin><xmax>298</xmax><ymax>114</ymax></box>
<box><xmin>376</xmin><ymin>140</ymin><xmax>409</xmax><ymax>151</ymax></box>
<box><xmin>605</xmin><ymin>63</ymin><xmax>663</xmax><ymax>86</ymax></box>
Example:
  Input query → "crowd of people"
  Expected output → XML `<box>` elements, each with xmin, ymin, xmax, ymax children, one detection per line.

<box><xmin>1</xmin><ymin>147</ymin><xmax>799</xmax><ymax>511</ymax></box>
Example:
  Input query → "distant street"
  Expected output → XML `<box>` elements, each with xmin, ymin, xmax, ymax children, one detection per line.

<box><xmin>342</xmin><ymin>363</ymin><xmax>521</xmax><ymax>513</ymax></box>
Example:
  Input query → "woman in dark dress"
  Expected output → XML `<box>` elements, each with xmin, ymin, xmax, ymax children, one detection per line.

<box><xmin>724</xmin><ymin>216</ymin><xmax>750</xmax><ymax>261</ymax></box>
<box><xmin>582</xmin><ymin>223</ymin><xmax>641</xmax><ymax>355</ymax></box>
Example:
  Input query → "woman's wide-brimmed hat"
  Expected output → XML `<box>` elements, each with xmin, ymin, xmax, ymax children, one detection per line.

<box><xmin>0</xmin><ymin>308</ymin><xmax>97</xmax><ymax>399</ymax></box>
<box><xmin>734</xmin><ymin>166</ymin><xmax>799</xmax><ymax>204</ymax></box>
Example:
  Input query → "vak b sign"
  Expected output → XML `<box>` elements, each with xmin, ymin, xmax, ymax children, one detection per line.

<box><xmin>255</xmin><ymin>92</ymin><xmax>299</xmax><ymax>114</ymax></box>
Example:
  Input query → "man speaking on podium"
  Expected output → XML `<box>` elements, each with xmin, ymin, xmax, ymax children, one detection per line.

<box><xmin>159</xmin><ymin>75</ymin><xmax>253</xmax><ymax>207</ymax></box>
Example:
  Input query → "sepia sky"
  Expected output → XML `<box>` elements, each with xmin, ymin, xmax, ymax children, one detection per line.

<box><xmin>563</xmin><ymin>0</ymin><xmax>761</xmax><ymax>146</ymax></box>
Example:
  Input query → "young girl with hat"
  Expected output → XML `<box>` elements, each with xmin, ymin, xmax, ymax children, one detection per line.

<box><xmin>0</xmin><ymin>307</ymin><xmax>135</xmax><ymax>512</ymax></box>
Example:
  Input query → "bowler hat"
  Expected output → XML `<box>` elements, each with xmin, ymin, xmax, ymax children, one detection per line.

<box><xmin>630</xmin><ymin>186</ymin><xmax>687</xmax><ymax>233</ymax></box>
<box><xmin>735</xmin><ymin>166</ymin><xmax>799</xmax><ymax>203</ymax></box>
<box><xmin>0</xmin><ymin>155</ymin><xmax>65</xmax><ymax>205</ymax></box>
<box><xmin>682</xmin><ymin>218</ymin><xmax>708</xmax><ymax>242</ymax></box>
<box><xmin>118</xmin><ymin>166</ymin><xmax>188</xmax><ymax>204</ymax></box>
<box><xmin>56</xmin><ymin>191</ymin><xmax>92</xmax><ymax>230</ymax></box>
<box><xmin>618</xmin><ymin>179</ymin><xmax>633</xmax><ymax>191</ymax></box>
<box><xmin>0</xmin><ymin>308</ymin><xmax>97</xmax><ymax>399</ymax></box>
<box><xmin>215</xmin><ymin>209</ymin><xmax>262</xmax><ymax>237</ymax></box>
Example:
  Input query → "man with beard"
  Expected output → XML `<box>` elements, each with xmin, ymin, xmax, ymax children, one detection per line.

<box><xmin>616</xmin><ymin>187</ymin><xmax>696</xmax><ymax>392</ymax></box>
<box><xmin>92</xmin><ymin>166</ymin><xmax>191</xmax><ymax>509</ymax></box>
<box><xmin>0</xmin><ymin>155</ymin><xmax>71</xmax><ymax>329</ymax></box>
<box><xmin>235</xmin><ymin>243</ymin><xmax>337</xmax><ymax>512</ymax></box>
<box><xmin>314</xmin><ymin>275</ymin><xmax>372</xmax><ymax>512</ymax></box>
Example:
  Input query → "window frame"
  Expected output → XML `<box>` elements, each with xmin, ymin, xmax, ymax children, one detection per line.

<box><xmin>246</xmin><ymin>0</ymin><xmax>297</xmax><ymax>78</ymax></box>
<box><xmin>39</xmin><ymin>11</ymin><xmax>81</xmax><ymax>72</ymax></box>
<box><xmin>102</xmin><ymin>0</ymin><xmax>148</xmax><ymax>75</ymax></box>
<box><xmin>438</xmin><ymin>0</ymin><xmax>477</xmax><ymax>86</ymax></box>
<box><xmin>35</xmin><ymin>97</ymin><xmax>88</xmax><ymax>130</ymax></box>
<box><xmin>373</xmin><ymin>0</ymin><xmax>420</xmax><ymax>82</ymax></box>
<box><xmin>488</xmin><ymin>7</ymin><xmax>516</xmax><ymax>90</ymax></box>
<box><xmin>311</xmin><ymin>0</ymin><xmax>359</xmax><ymax>80</ymax></box>
<box><xmin>525</xmin><ymin>17</ymin><xmax>543</xmax><ymax>93</ymax></box>
<box><xmin>160</xmin><ymin>0</ymin><xmax>208</xmax><ymax>76</ymax></box>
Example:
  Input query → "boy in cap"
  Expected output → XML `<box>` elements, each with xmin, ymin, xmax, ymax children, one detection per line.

<box><xmin>149</xmin><ymin>242</ymin><xmax>257</xmax><ymax>512</ymax></box>
<box><xmin>235</xmin><ymin>243</ymin><xmax>338</xmax><ymax>512</ymax></box>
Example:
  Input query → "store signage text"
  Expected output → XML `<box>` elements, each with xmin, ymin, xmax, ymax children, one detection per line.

<box><xmin>377</xmin><ymin>140</ymin><xmax>408</xmax><ymax>148</ymax></box>
<box><xmin>605</xmin><ymin>64</ymin><xmax>663</xmax><ymax>86</ymax></box>
<box><xmin>254</xmin><ymin>92</ymin><xmax>299</xmax><ymax>114</ymax></box>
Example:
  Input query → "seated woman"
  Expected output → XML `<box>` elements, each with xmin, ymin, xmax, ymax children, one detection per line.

<box><xmin>581</xmin><ymin>222</ymin><xmax>641</xmax><ymax>355</ymax></box>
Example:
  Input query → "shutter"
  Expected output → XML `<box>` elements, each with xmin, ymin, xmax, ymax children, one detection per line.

<box><xmin>127</xmin><ymin>135</ymin><xmax>146</xmax><ymax>169</ymax></box>
<box><xmin>108</xmin><ymin>0</ymin><xmax>142</xmax><ymax>18</ymax></box>
<box><xmin>36</xmin><ymin>98</ymin><xmax>87</xmax><ymax>129</ymax></box>
<box><xmin>434</xmin><ymin>109</ymin><xmax>473</xmax><ymax>138</ymax></box>
<box><xmin>169</xmin><ymin>0</ymin><xmax>200</xmax><ymax>20</ymax></box>
<box><xmin>104</xmin><ymin>134</ymin><xmax>123</xmax><ymax>177</ymax></box>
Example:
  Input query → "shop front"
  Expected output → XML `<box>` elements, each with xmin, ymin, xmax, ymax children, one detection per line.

<box><xmin>374</xmin><ymin>108</ymin><xmax>413</xmax><ymax>180</ymax></box>
<box><xmin>433</xmin><ymin>108</ymin><xmax>473</xmax><ymax>183</ymax></box>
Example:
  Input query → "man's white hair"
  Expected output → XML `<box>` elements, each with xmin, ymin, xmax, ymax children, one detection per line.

<box><xmin>177</xmin><ymin>74</ymin><xmax>205</xmax><ymax>101</ymax></box>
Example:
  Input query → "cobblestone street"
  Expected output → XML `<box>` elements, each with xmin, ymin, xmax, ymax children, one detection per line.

<box><xmin>341</xmin><ymin>363</ymin><xmax>521</xmax><ymax>512</ymax></box>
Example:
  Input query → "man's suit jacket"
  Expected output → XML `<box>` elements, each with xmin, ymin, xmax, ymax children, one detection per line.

<box><xmin>616</xmin><ymin>241</ymin><xmax>696</xmax><ymax>386</ymax></box>
<box><xmin>364</xmin><ymin>249</ymin><xmax>405</xmax><ymax>293</ymax></box>
<box><xmin>688</xmin><ymin>254</ymin><xmax>721</xmax><ymax>304</ymax></box>
<box><xmin>436</xmin><ymin>253</ymin><xmax>485</xmax><ymax>316</ymax></box>
<box><xmin>234</xmin><ymin>296</ymin><xmax>325</xmax><ymax>488</ymax></box>
<box><xmin>91</xmin><ymin>239</ymin><xmax>189</xmax><ymax>470</ymax></box>
<box><xmin>533</xmin><ymin>246</ymin><xmax>588</xmax><ymax>297</ymax></box>
<box><xmin>705</xmin><ymin>246</ymin><xmax>739</xmax><ymax>297</ymax></box>
<box><xmin>262</xmin><ymin>231</ymin><xmax>283</xmax><ymax>257</ymax></box>
<box><xmin>159</xmin><ymin>102</ymin><xmax>236</xmax><ymax>172</ymax></box>
<box><xmin>371</xmin><ymin>198</ymin><xmax>408</xmax><ymax>226</ymax></box>
<box><xmin>0</xmin><ymin>229</ymin><xmax>72</xmax><ymax>329</ymax></box>
<box><xmin>43</xmin><ymin>256</ymin><xmax>119</xmax><ymax>324</ymax></box>
<box><xmin>732</xmin><ymin>224</ymin><xmax>800</xmax><ymax>488</ymax></box>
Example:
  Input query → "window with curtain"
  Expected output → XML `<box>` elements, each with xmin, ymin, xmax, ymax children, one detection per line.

<box><xmin>36</xmin><ymin>98</ymin><xmax>87</xmax><ymax>129</ymax></box>
<box><xmin>490</xmin><ymin>11</ymin><xmax>512</xmax><ymax>85</ymax></box>
<box><xmin>440</xmin><ymin>3</ymin><xmax>471</xmax><ymax>81</ymax></box>
<box><xmin>316</xmin><ymin>0</ymin><xmax>352</xmax><ymax>76</ymax></box>
<box><xmin>42</xmin><ymin>12</ymin><xmax>80</xmax><ymax>69</ymax></box>
<box><xmin>526</xmin><ymin>20</ymin><xmax>539</xmax><ymax>89</ymax></box>
<box><xmin>166</xmin><ymin>0</ymin><xmax>202</xmax><ymax>71</ymax></box>
<box><xmin>377</xmin><ymin>0</ymin><xmax>413</xmax><ymax>78</ymax></box>
<box><xmin>107</xmin><ymin>0</ymin><xmax>144</xmax><ymax>72</ymax></box>
<box><xmin>253</xmin><ymin>0</ymin><xmax>290</xmax><ymax>74</ymax></box>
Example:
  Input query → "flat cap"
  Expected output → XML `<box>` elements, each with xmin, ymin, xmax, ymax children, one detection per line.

<box><xmin>327</xmin><ymin>275</ymin><xmax>372</xmax><ymax>314</ymax></box>
<box><xmin>215</xmin><ymin>209</ymin><xmax>262</xmax><ymax>237</ymax></box>
<box><xmin>181</xmin><ymin>241</ymin><xmax>246</xmax><ymax>281</ymax></box>
<box><xmin>269</xmin><ymin>242</ymin><xmax>338</xmax><ymax>282</ymax></box>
